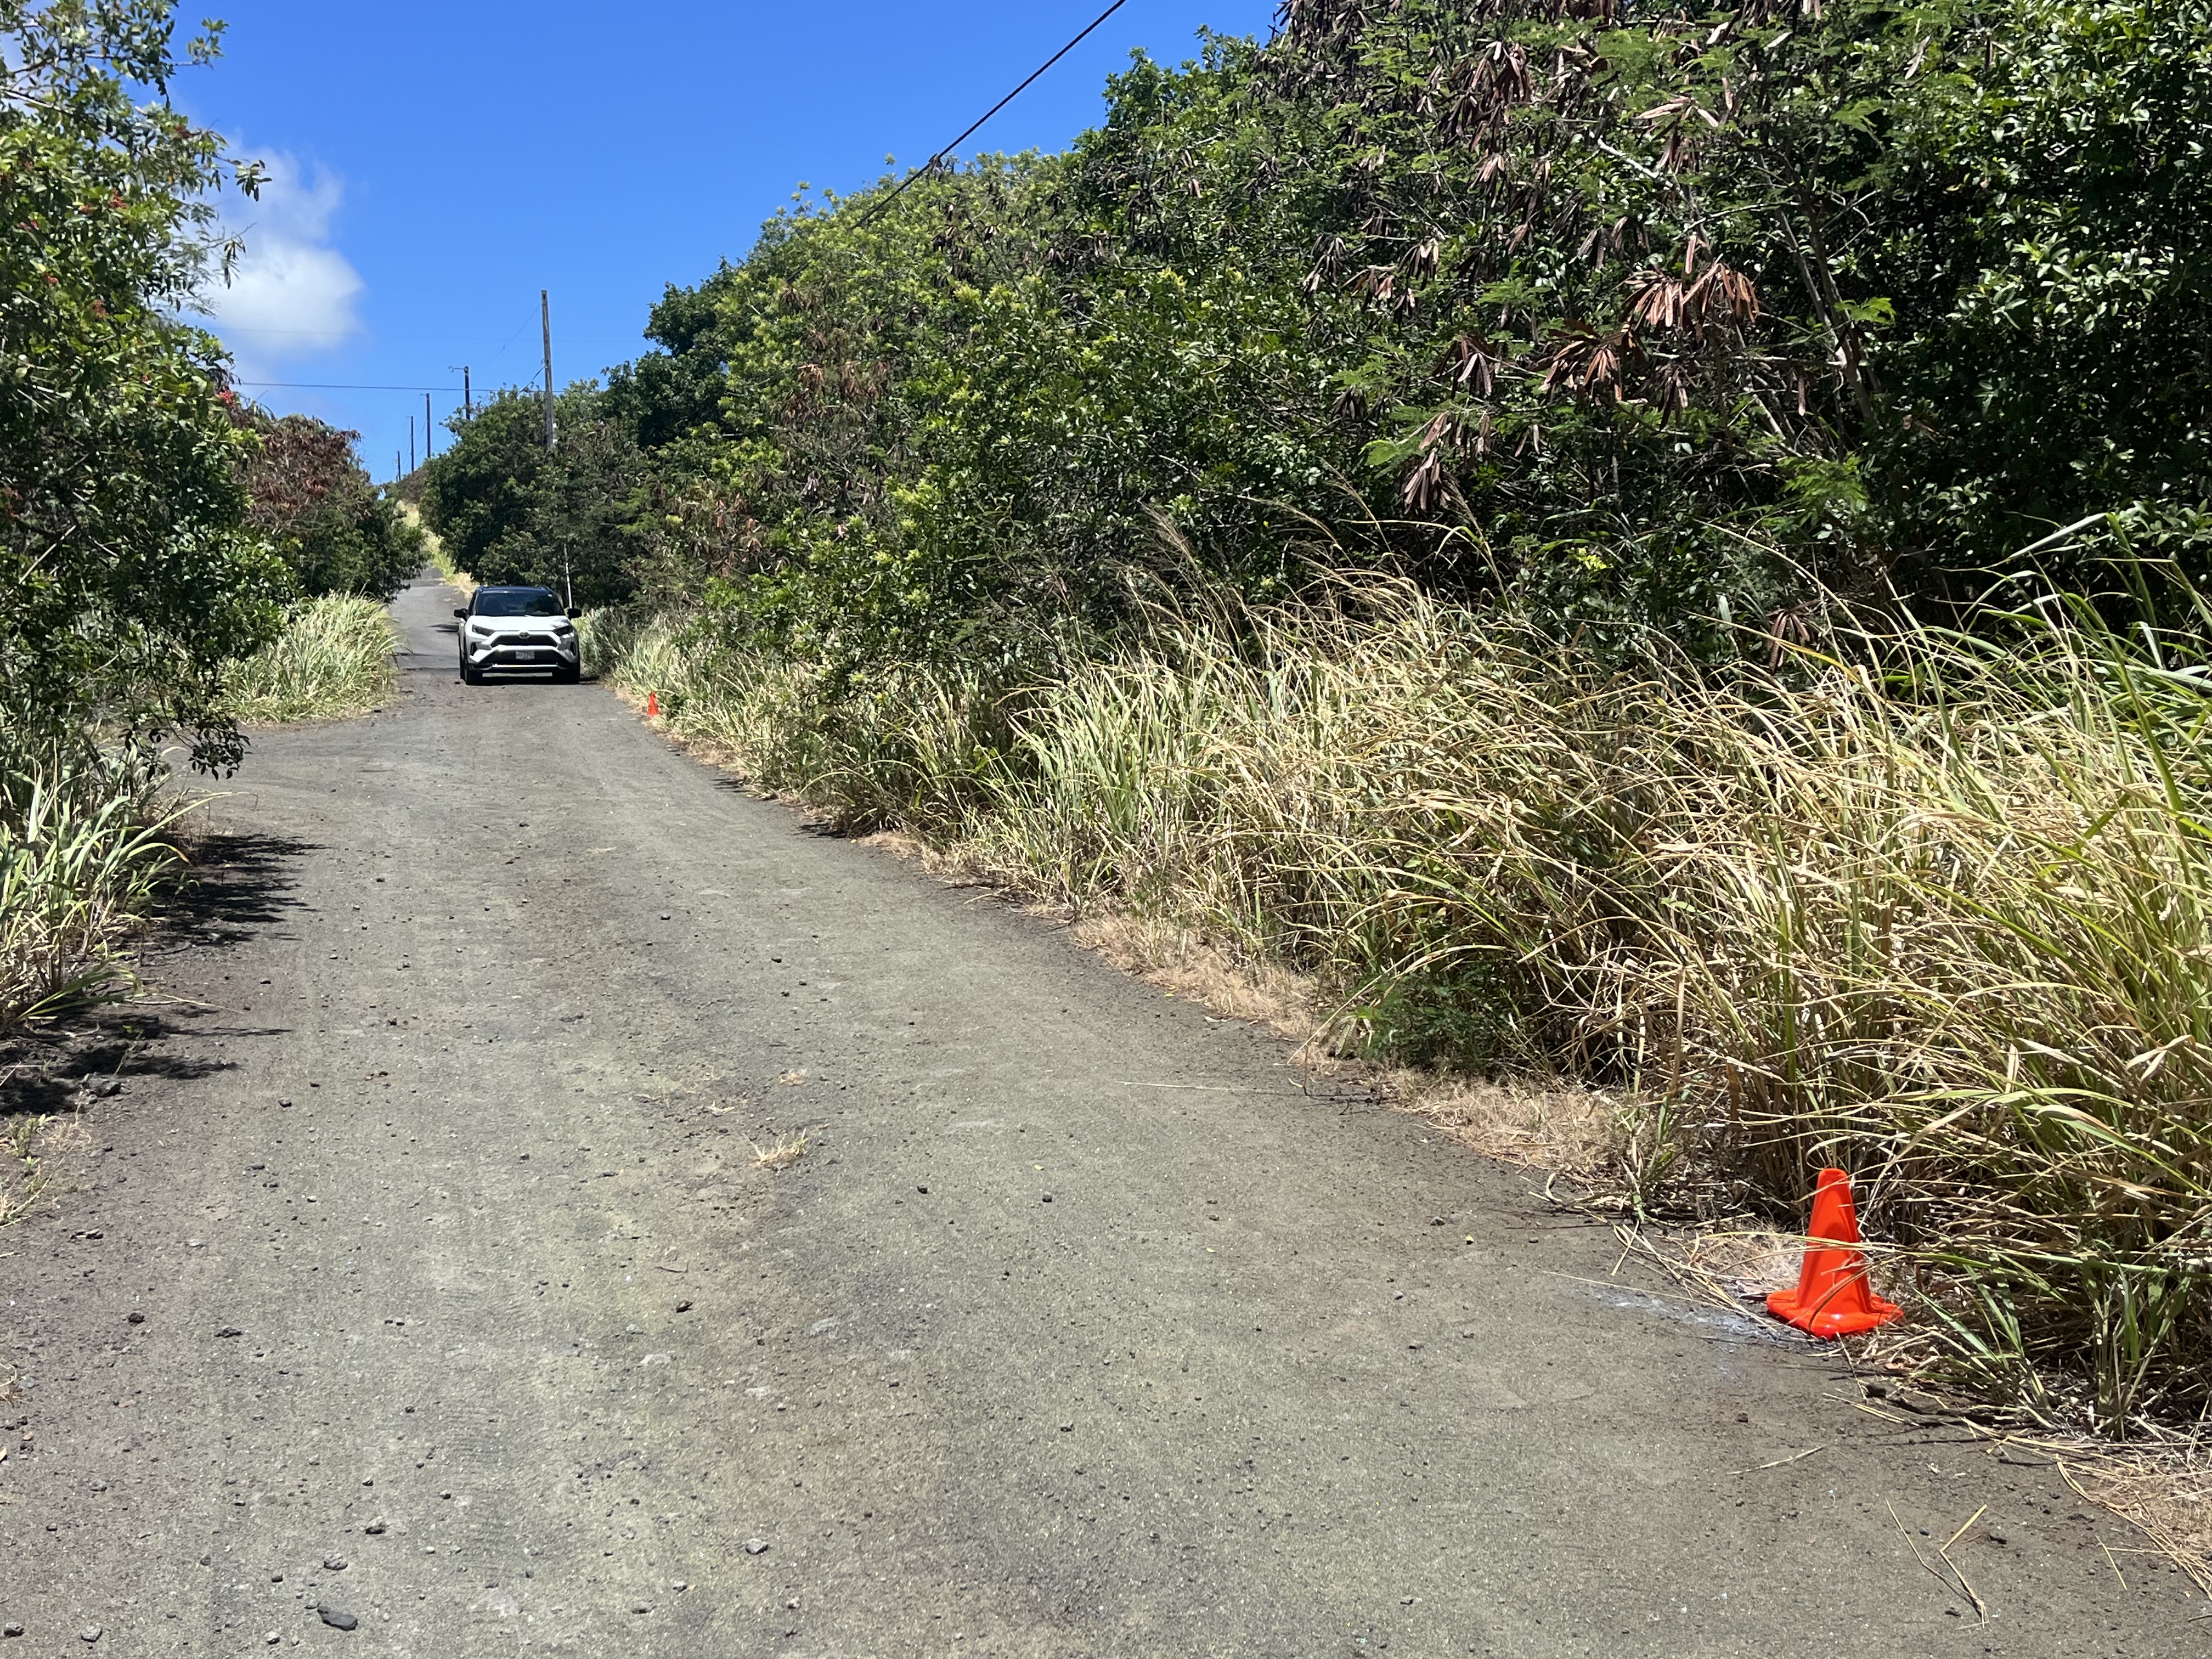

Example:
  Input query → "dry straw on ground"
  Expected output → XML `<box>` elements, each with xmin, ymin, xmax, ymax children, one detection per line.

<box><xmin>0</xmin><ymin>1108</ymin><xmax>91</xmax><ymax>1229</ymax></box>
<box><xmin>750</xmin><ymin>1131</ymin><xmax>809</xmax><ymax>1171</ymax></box>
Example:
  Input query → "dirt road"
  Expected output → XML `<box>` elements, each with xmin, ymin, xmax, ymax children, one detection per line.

<box><xmin>0</xmin><ymin>571</ymin><xmax>2197</xmax><ymax>1656</ymax></box>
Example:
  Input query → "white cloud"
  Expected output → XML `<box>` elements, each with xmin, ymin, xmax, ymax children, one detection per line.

<box><xmin>200</xmin><ymin>154</ymin><xmax>365</xmax><ymax>378</ymax></box>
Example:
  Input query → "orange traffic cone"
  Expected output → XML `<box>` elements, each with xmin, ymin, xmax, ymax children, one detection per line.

<box><xmin>1767</xmin><ymin>1167</ymin><xmax>1902</xmax><ymax>1339</ymax></box>
<box><xmin>645</xmin><ymin>691</ymin><xmax>660</xmax><ymax>719</ymax></box>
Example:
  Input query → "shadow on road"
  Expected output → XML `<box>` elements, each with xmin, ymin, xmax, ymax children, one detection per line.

<box><xmin>156</xmin><ymin>830</ymin><xmax>317</xmax><ymax>950</ymax></box>
<box><xmin>0</xmin><ymin>832</ymin><xmax>315</xmax><ymax>1114</ymax></box>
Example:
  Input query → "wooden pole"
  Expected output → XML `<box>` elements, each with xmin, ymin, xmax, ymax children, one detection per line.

<box><xmin>541</xmin><ymin>290</ymin><xmax>555</xmax><ymax>450</ymax></box>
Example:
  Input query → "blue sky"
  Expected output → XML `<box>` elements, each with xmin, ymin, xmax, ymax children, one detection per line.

<box><xmin>182</xmin><ymin>1</ymin><xmax>1279</xmax><ymax>482</ymax></box>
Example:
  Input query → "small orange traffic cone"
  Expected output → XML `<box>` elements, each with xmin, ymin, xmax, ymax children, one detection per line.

<box><xmin>645</xmin><ymin>691</ymin><xmax>660</xmax><ymax>719</ymax></box>
<box><xmin>1767</xmin><ymin>1166</ymin><xmax>1902</xmax><ymax>1339</ymax></box>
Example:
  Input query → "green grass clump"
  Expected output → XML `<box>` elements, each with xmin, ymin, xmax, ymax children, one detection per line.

<box><xmin>0</xmin><ymin>746</ymin><xmax>181</xmax><ymax>1032</ymax></box>
<box><xmin>587</xmin><ymin>583</ymin><xmax>2212</xmax><ymax>1431</ymax></box>
<box><xmin>225</xmin><ymin>596</ymin><xmax>398</xmax><ymax>725</ymax></box>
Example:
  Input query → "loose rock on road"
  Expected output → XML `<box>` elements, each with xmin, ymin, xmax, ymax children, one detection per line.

<box><xmin>0</xmin><ymin>571</ymin><xmax>2196</xmax><ymax>1655</ymax></box>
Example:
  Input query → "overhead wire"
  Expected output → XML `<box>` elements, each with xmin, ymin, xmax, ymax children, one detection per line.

<box><xmin>231</xmin><ymin>380</ymin><xmax>461</xmax><ymax>392</ymax></box>
<box><xmin>855</xmin><ymin>0</ymin><xmax>1131</xmax><ymax>227</ymax></box>
<box><xmin>238</xmin><ymin>7</ymin><xmax>1138</xmax><ymax>408</ymax></box>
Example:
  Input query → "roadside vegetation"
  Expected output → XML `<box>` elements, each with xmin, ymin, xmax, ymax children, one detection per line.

<box><xmin>590</xmin><ymin>569</ymin><xmax>2212</xmax><ymax>1429</ymax></box>
<box><xmin>0</xmin><ymin>740</ymin><xmax>183</xmax><ymax>1036</ymax></box>
<box><xmin>403</xmin><ymin>501</ymin><xmax>475</xmax><ymax>595</ymax></box>
<box><xmin>224</xmin><ymin>596</ymin><xmax>399</xmax><ymax>725</ymax></box>
<box><xmin>482</xmin><ymin>0</ymin><xmax>2212</xmax><ymax>1430</ymax></box>
<box><xmin>1</xmin><ymin>3</ymin><xmax>409</xmax><ymax>1039</ymax></box>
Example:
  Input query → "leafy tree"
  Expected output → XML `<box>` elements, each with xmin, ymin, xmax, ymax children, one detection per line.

<box><xmin>234</xmin><ymin>407</ymin><xmax>422</xmax><ymax>600</ymax></box>
<box><xmin>417</xmin><ymin>390</ymin><xmax>546</xmax><ymax>577</ymax></box>
<box><xmin>420</xmin><ymin>386</ymin><xmax>644</xmax><ymax>607</ymax></box>
<box><xmin>427</xmin><ymin>0</ymin><xmax>2212</xmax><ymax>665</ymax></box>
<box><xmin>1876</xmin><ymin>0</ymin><xmax>2212</xmax><ymax>596</ymax></box>
<box><xmin>0</xmin><ymin>0</ymin><xmax>285</xmax><ymax>770</ymax></box>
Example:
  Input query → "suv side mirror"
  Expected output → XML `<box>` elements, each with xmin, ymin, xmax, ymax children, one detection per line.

<box><xmin>566</xmin><ymin>607</ymin><xmax>583</xmax><ymax>619</ymax></box>
<box><xmin>453</xmin><ymin>608</ymin><xmax>468</xmax><ymax>619</ymax></box>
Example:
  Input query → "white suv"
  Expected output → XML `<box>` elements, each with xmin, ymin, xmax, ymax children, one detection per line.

<box><xmin>455</xmin><ymin>586</ymin><xmax>582</xmax><ymax>684</ymax></box>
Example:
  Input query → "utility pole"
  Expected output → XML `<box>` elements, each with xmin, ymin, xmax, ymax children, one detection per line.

<box><xmin>424</xmin><ymin>393</ymin><xmax>433</xmax><ymax>460</ymax></box>
<box><xmin>540</xmin><ymin>289</ymin><xmax>555</xmax><ymax>450</ymax></box>
<box><xmin>394</xmin><ymin>450</ymin><xmax>402</xmax><ymax>485</ymax></box>
<box><xmin>462</xmin><ymin>366</ymin><xmax>472</xmax><ymax>419</ymax></box>
<box><xmin>408</xmin><ymin>416</ymin><xmax>415</xmax><ymax>475</ymax></box>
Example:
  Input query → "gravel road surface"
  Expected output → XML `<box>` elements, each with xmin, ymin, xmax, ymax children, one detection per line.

<box><xmin>1</xmin><ymin>571</ymin><xmax>2197</xmax><ymax>1656</ymax></box>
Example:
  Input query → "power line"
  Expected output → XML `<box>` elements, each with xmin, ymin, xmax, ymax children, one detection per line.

<box><xmin>857</xmin><ymin>0</ymin><xmax>1130</xmax><ymax>227</ymax></box>
<box><xmin>232</xmin><ymin>380</ymin><xmax>461</xmax><ymax>392</ymax></box>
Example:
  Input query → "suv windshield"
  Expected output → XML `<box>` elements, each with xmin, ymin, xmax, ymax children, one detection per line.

<box><xmin>473</xmin><ymin>589</ymin><xmax>565</xmax><ymax>618</ymax></box>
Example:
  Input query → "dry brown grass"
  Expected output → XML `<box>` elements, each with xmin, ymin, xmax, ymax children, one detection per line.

<box><xmin>588</xmin><ymin>583</ymin><xmax>2212</xmax><ymax>1429</ymax></box>
<box><xmin>1068</xmin><ymin>912</ymin><xmax>1315</xmax><ymax>1039</ymax></box>
<box><xmin>2070</xmin><ymin>1451</ymin><xmax>2212</xmax><ymax>1593</ymax></box>
<box><xmin>0</xmin><ymin>1109</ymin><xmax>91</xmax><ymax>1229</ymax></box>
<box><xmin>750</xmin><ymin>1130</ymin><xmax>809</xmax><ymax>1171</ymax></box>
<box><xmin>1389</xmin><ymin>1071</ymin><xmax>1618</xmax><ymax>1174</ymax></box>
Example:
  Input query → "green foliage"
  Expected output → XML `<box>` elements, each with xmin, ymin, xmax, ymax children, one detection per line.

<box><xmin>0</xmin><ymin>735</ymin><xmax>179</xmax><ymax>1030</ymax></box>
<box><xmin>436</xmin><ymin>0</ymin><xmax>2212</xmax><ymax>665</ymax></box>
<box><xmin>0</xmin><ymin>1</ymin><xmax>286</xmax><ymax>771</ymax></box>
<box><xmin>418</xmin><ymin>391</ymin><xmax>545</xmax><ymax>576</ymax></box>
<box><xmin>419</xmin><ymin>387</ymin><xmax>642</xmax><ymax>606</ymax></box>
<box><xmin>235</xmin><ymin>407</ymin><xmax>422</xmax><ymax>600</ymax></box>
<box><xmin>1877</xmin><ymin>0</ymin><xmax>2212</xmax><ymax>593</ymax></box>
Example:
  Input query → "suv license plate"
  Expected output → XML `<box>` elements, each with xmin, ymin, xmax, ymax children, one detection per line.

<box><xmin>514</xmin><ymin>650</ymin><xmax>537</xmax><ymax>662</ymax></box>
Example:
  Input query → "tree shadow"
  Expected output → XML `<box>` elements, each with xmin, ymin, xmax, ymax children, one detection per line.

<box><xmin>154</xmin><ymin>830</ymin><xmax>316</xmax><ymax>950</ymax></box>
<box><xmin>1</xmin><ymin>831</ymin><xmax>315</xmax><ymax>1114</ymax></box>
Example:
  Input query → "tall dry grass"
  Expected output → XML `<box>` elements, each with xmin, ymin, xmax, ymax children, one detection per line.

<box><xmin>225</xmin><ymin>595</ymin><xmax>398</xmax><ymax>724</ymax></box>
<box><xmin>586</xmin><ymin>583</ymin><xmax>2212</xmax><ymax>1429</ymax></box>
